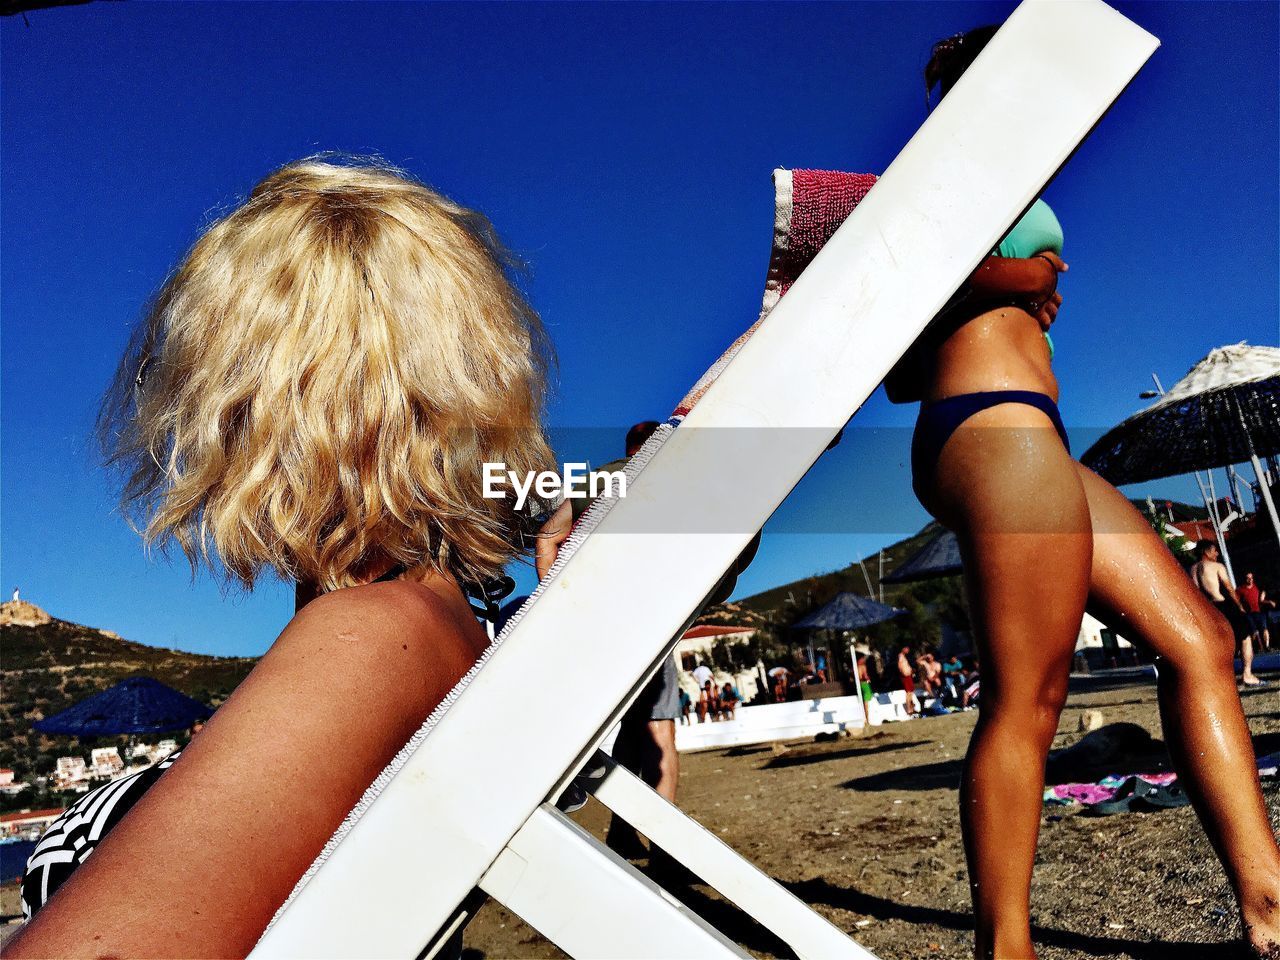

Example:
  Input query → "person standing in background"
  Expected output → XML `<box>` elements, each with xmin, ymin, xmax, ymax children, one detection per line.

<box><xmin>1190</xmin><ymin>542</ymin><xmax>1259</xmax><ymax>686</ymax></box>
<box><xmin>898</xmin><ymin>646</ymin><xmax>917</xmax><ymax>716</ymax></box>
<box><xmin>1238</xmin><ymin>572</ymin><xmax>1271</xmax><ymax>654</ymax></box>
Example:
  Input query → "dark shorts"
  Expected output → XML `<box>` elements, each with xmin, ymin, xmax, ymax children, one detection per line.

<box><xmin>626</xmin><ymin>656</ymin><xmax>682</xmax><ymax>722</ymax></box>
<box><xmin>1246</xmin><ymin>611</ymin><xmax>1269</xmax><ymax>633</ymax></box>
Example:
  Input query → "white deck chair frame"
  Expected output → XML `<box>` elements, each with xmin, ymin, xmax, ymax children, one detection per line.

<box><xmin>253</xmin><ymin>2</ymin><xmax>1158</xmax><ymax>957</ymax></box>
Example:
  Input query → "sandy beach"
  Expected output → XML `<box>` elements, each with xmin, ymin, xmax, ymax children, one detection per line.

<box><xmin>463</xmin><ymin>679</ymin><xmax>1279</xmax><ymax>960</ymax></box>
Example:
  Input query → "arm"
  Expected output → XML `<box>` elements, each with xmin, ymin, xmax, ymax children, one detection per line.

<box><xmin>959</xmin><ymin>252</ymin><xmax>1066</xmax><ymax>331</ymax></box>
<box><xmin>1217</xmin><ymin>566</ymin><xmax>1245</xmax><ymax>611</ymax></box>
<box><xmin>535</xmin><ymin>500</ymin><xmax>574</xmax><ymax>580</ymax></box>
<box><xmin>6</xmin><ymin>583</ymin><xmax>484</xmax><ymax>960</ymax></box>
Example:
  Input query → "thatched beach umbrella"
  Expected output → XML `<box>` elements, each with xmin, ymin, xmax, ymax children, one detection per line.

<box><xmin>1082</xmin><ymin>342</ymin><xmax>1280</xmax><ymax>551</ymax></box>
<box><xmin>882</xmin><ymin>530</ymin><xmax>962</xmax><ymax>584</ymax></box>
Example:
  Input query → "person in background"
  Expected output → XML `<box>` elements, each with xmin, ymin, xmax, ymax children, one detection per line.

<box><xmin>1190</xmin><ymin>542</ymin><xmax>1260</xmax><ymax>686</ymax></box>
<box><xmin>925</xmin><ymin>653</ymin><xmax>944</xmax><ymax>697</ymax></box>
<box><xmin>915</xmin><ymin>650</ymin><xmax>937</xmax><ymax>700</ymax></box>
<box><xmin>857</xmin><ymin>654</ymin><xmax>874</xmax><ymax>704</ymax></box>
<box><xmin>678</xmin><ymin>687</ymin><xmax>692</xmax><ymax>726</ymax></box>
<box><xmin>1238</xmin><ymin>571</ymin><xmax>1272</xmax><ymax>654</ymax></box>
<box><xmin>771</xmin><ymin>668</ymin><xmax>790</xmax><ymax>703</ymax></box>
<box><xmin>942</xmin><ymin>654</ymin><xmax>966</xmax><ymax>705</ymax></box>
<box><xmin>692</xmin><ymin>660</ymin><xmax>714</xmax><ymax>692</ymax></box>
<box><xmin>554</xmin><ymin>421</ymin><xmax>685</xmax><ymax>859</ymax></box>
<box><xmin>719</xmin><ymin>683</ymin><xmax>740</xmax><ymax>720</ymax></box>
<box><xmin>898</xmin><ymin>645</ymin><xmax>917</xmax><ymax>717</ymax></box>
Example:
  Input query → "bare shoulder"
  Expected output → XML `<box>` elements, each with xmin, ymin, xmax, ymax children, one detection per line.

<box><xmin>290</xmin><ymin>578</ymin><xmax>482</xmax><ymax>658</ymax></box>
<box><xmin>262</xmin><ymin>579</ymin><xmax>489</xmax><ymax>726</ymax></box>
<box><xmin>4</xmin><ymin>581</ymin><xmax>487</xmax><ymax>959</ymax></box>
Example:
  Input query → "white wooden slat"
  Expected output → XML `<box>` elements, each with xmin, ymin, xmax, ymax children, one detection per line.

<box><xmin>252</xmin><ymin>4</ymin><xmax>1157</xmax><ymax>956</ymax></box>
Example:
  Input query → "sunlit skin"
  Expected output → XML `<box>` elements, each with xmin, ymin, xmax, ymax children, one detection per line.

<box><xmin>6</xmin><ymin>564</ymin><xmax>488</xmax><ymax>959</ymax></box>
<box><xmin>915</xmin><ymin>257</ymin><xmax>1280</xmax><ymax>959</ymax></box>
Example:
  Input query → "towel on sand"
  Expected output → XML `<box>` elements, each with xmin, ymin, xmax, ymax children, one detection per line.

<box><xmin>674</xmin><ymin>170</ymin><xmax>877</xmax><ymax>418</ymax></box>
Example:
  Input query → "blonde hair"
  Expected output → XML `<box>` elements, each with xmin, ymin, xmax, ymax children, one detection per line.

<box><xmin>100</xmin><ymin>157</ymin><xmax>554</xmax><ymax>592</ymax></box>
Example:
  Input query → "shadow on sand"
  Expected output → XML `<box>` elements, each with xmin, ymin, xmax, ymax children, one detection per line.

<box><xmin>786</xmin><ymin>877</ymin><xmax>1242</xmax><ymax>960</ymax></box>
<box><xmin>763</xmin><ymin>740</ymin><xmax>931</xmax><ymax>770</ymax></box>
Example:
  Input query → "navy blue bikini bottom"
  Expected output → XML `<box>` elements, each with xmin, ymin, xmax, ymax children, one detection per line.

<box><xmin>911</xmin><ymin>390</ymin><xmax>1070</xmax><ymax>503</ymax></box>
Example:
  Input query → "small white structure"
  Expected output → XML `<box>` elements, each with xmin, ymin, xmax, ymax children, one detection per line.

<box><xmin>866</xmin><ymin>690</ymin><xmax>915</xmax><ymax>725</ymax></box>
<box><xmin>90</xmin><ymin>747</ymin><xmax>124</xmax><ymax>779</ymax></box>
<box><xmin>0</xmin><ymin>769</ymin><xmax>27</xmax><ymax>796</ymax></box>
<box><xmin>54</xmin><ymin>756</ymin><xmax>87</xmax><ymax>789</ymax></box>
<box><xmin>676</xmin><ymin>624</ymin><xmax>764</xmax><ymax>703</ymax></box>
<box><xmin>1075</xmin><ymin>612</ymin><xmax>1135</xmax><ymax>669</ymax></box>
<box><xmin>675</xmin><ymin>696</ymin><xmax>866</xmax><ymax>752</ymax></box>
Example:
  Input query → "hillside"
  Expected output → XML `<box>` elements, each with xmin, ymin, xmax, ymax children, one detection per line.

<box><xmin>696</xmin><ymin>523</ymin><xmax>970</xmax><ymax>673</ymax></box>
<box><xmin>731</xmin><ymin>522</ymin><xmax>949</xmax><ymax>620</ymax></box>
<box><xmin>0</xmin><ymin>599</ymin><xmax>257</xmax><ymax>787</ymax></box>
<box><xmin>706</xmin><ymin>496</ymin><xmax>1207</xmax><ymax>663</ymax></box>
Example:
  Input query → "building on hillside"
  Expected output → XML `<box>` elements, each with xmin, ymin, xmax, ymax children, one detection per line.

<box><xmin>0</xmin><ymin>769</ymin><xmax>28</xmax><ymax>797</ymax></box>
<box><xmin>90</xmin><ymin>747</ymin><xmax>124</xmax><ymax>780</ymax></box>
<box><xmin>675</xmin><ymin>624</ymin><xmax>764</xmax><ymax>703</ymax></box>
<box><xmin>156</xmin><ymin>739</ymin><xmax>178</xmax><ymax>758</ymax></box>
<box><xmin>54</xmin><ymin>756</ymin><xmax>87</xmax><ymax>790</ymax></box>
<box><xmin>1</xmin><ymin>808</ymin><xmax>66</xmax><ymax>840</ymax></box>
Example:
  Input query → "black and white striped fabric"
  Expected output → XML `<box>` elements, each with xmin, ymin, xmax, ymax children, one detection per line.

<box><xmin>21</xmin><ymin>751</ymin><xmax>179</xmax><ymax>918</ymax></box>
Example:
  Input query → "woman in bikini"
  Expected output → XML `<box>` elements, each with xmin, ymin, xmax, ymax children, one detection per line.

<box><xmin>899</xmin><ymin>27</ymin><xmax>1280</xmax><ymax>959</ymax></box>
<box><xmin>8</xmin><ymin>157</ymin><xmax>554</xmax><ymax>958</ymax></box>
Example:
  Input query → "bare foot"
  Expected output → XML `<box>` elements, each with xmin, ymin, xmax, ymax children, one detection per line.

<box><xmin>1243</xmin><ymin>889</ymin><xmax>1280</xmax><ymax>959</ymax></box>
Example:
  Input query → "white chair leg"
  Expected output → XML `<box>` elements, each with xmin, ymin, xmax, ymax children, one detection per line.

<box><xmin>479</xmin><ymin>805</ymin><xmax>749</xmax><ymax>960</ymax></box>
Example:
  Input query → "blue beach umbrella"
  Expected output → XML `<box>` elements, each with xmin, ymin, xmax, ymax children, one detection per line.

<box><xmin>791</xmin><ymin>593</ymin><xmax>907</xmax><ymax>685</ymax></box>
<box><xmin>33</xmin><ymin>677</ymin><xmax>212</xmax><ymax>736</ymax></box>
<box><xmin>792</xmin><ymin>592</ymin><xmax>907</xmax><ymax>632</ymax></box>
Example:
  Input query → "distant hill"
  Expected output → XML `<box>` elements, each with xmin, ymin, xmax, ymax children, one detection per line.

<box><xmin>691</xmin><ymin>523</ymin><xmax>970</xmax><ymax>679</ymax></box>
<box><xmin>703</xmin><ymin>496</ymin><xmax>1211</xmax><ymax>663</ymax></box>
<box><xmin>0</xmin><ymin>599</ymin><xmax>257</xmax><ymax>787</ymax></box>
<box><xmin>731</xmin><ymin>522</ymin><xmax>948</xmax><ymax>621</ymax></box>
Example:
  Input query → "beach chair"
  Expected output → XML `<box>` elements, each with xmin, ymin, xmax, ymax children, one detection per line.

<box><xmin>251</xmin><ymin>3</ymin><xmax>1158</xmax><ymax>957</ymax></box>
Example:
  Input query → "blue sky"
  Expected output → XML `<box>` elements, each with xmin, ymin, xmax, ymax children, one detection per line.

<box><xmin>2</xmin><ymin>1</ymin><xmax>1276</xmax><ymax>657</ymax></box>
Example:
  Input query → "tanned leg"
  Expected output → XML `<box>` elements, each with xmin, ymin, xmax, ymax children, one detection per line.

<box><xmin>927</xmin><ymin>405</ymin><xmax>1093</xmax><ymax>959</ymax></box>
<box><xmin>647</xmin><ymin>719</ymin><xmax>679</xmax><ymax>802</ymax></box>
<box><xmin>1075</xmin><ymin>465</ymin><xmax>1280</xmax><ymax>956</ymax></box>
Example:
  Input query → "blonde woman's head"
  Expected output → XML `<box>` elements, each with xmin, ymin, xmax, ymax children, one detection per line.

<box><xmin>101</xmin><ymin>156</ymin><xmax>554</xmax><ymax>592</ymax></box>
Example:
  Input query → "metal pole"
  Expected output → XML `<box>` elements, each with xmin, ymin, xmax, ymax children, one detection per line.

<box><xmin>855</xmin><ymin>553</ymin><xmax>875</xmax><ymax>600</ymax></box>
<box><xmin>1231</xmin><ymin>394</ymin><xmax>1280</xmax><ymax>552</ymax></box>
<box><xmin>1249</xmin><ymin>454</ymin><xmax>1280</xmax><ymax>552</ymax></box>
<box><xmin>1197</xmin><ymin>471</ymin><xmax>1237</xmax><ymax>585</ymax></box>
<box><xmin>1227</xmin><ymin>465</ymin><xmax>1245</xmax><ymax>513</ymax></box>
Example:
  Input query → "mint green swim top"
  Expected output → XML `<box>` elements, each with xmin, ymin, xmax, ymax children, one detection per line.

<box><xmin>996</xmin><ymin>198</ymin><xmax>1062</xmax><ymax>358</ymax></box>
<box><xmin>997</xmin><ymin>199</ymin><xmax>1063</xmax><ymax>259</ymax></box>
